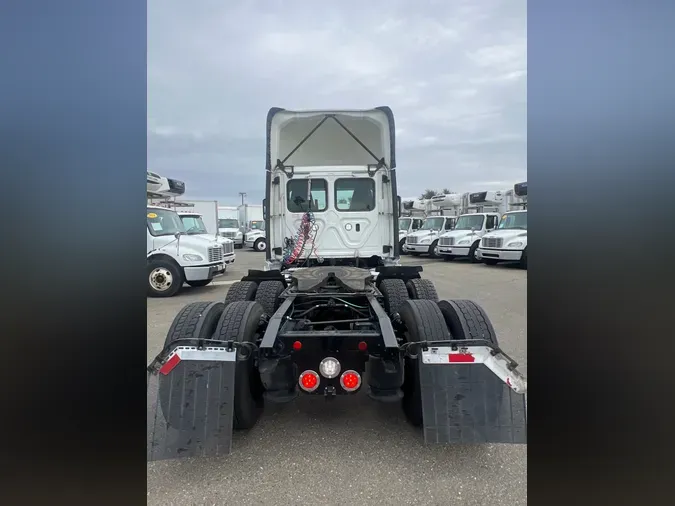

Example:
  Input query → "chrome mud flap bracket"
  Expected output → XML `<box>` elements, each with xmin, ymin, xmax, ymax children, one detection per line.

<box><xmin>147</xmin><ymin>346</ymin><xmax>238</xmax><ymax>461</ymax></box>
<box><xmin>418</xmin><ymin>345</ymin><xmax>527</xmax><ymax>444</ymax></box>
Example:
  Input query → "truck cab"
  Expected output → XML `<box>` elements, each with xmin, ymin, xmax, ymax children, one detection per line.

<box><xmin>402</xmin><ymin>215</ymin><xmax>455</xmax><ymax>258</ymax></box>
<box><xmin>397</xmin><ymin>215</ymin><xmax>423</xmax><ymax>253</ymax></box>
<box><xmin>146</xmin><ymin>205</ymin><xmax>227</xmax><ymax>297</ymax></box>
<box><xmin>264</xmin><ymin>107</ymin><xmax>399</xmax><ymax>269</ymax></box>
<box><xmin>217</xmin><ymin>206</ymin><xmax>243</xmax><ymax>248</ymax></box>
<box><xmin>244</xmin><ymin>220</ymin><xmax>267</xmax><ymax>252</ymax></box>
<box><xmin>177</xmin><ymin>210</ymin><xmax>236</xmax><ymax>266</ymax></box>
<box><xmin>436</xmin><ymin>212</ymin><xmax>500</xmax><ymax>262</ymax></box>
<box><xmin>476</xmin><ymin>182</ymin><xmax>527</xmax><ymax>268</ymax></box>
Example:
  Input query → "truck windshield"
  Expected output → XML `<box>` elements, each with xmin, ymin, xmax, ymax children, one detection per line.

<box><xmin>498</xmin><ymin>212</ymin><xmax>527</xmax><ymax>230</ymax></box>
<box><xmin>180</xmin><ymin>215</ymin><xmax>208</xmax><ymax>234</ymax></box>
<box><xmin>147</xmin><ymin>208</ymin><xmax>185</xmax><ymax>237</ymax></box>
<box><xmin>454</xmin><ymin>214</ymin><xmax>485</xmax><ymax>231</ymax></box>
<box><xmin>421</xmin><ymin>217</ymin><xmax>444</xmax><ymax>230</ymax></box>
<box><xmin>249</xmin><ymin>221</ymin><xmax>264</xmax><ymax>230</ymax></box>
<box><xmin>218</xmin><ymin>219</ymin><xmax>239</xmax><ymax>229</ymax></box>
<box><xmin>399</xmin><ymin>218</ymin><xmax>411</xmax><ymax>230</ymax></box>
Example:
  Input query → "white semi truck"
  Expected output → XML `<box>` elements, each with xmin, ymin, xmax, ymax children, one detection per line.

<box><xmin>218</xmin><ymin>206</ymin><xmax>243</xmax><ymax>248</ymax></box>
<box><xmin>476</xmin><ymin>182</ymin><xmax>527</xmax><ymax>269</ymax></box>
<box><xmin>435</xmin><ymin>190</ymin><xmax>505</xmax><ymax>262</ymax></box>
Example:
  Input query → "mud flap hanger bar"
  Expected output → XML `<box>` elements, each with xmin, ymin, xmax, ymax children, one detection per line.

<box><xmin>400</xmin><ymin>339</ymin><xmax>519</xmax><ymax>369</ymax></box>
<box><xmin>274</xmin><ymin>114</ymin><xmax>388</xmax><ymax>178</ymax></box>
<box><xmin>147</xmin><ymin>338</ymin><xmax>259</xmax><ymax>374</ymax></box>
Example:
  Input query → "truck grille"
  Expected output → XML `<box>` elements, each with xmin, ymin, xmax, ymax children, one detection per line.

<box><xmin>221</xmin><ymin>231</ymin><xmax>237</xmax><ymax>239</ymax></box>
<box><xmin>482</xmin><ymin>237</ymin><xmax>503</xmax><ymax>248</ymax></box>
<box><xmin>439</xmin><ymin>237</ymin><xmax>455</xmax><ymax>246</ymax></box>
<box><xmin>222</xmin><ymin>242</ymin><xmax>234</xmax><ymax>254</ymax></box>
<box><xmin>208</xmin><ymin>246</ymin><xmax>224</xmax><ymax>263</ymax></box>
<box><xmin>406</xmin><ymin>236</ymin><xmax>418</xmax><ymax>245</ymax></box>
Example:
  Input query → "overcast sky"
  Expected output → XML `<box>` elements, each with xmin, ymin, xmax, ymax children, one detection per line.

<box><xmin>148</xmin><ymin>0</ymin><xmax>526</xmax><ymax>204</ymax></box>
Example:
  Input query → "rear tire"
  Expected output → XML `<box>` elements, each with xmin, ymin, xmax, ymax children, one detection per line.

<box><xmin>405</xmin><ymin>278</ymin><xmax>439</xmax><ymax>301</ymax></box>
<box><xmin>399</xmin><ymin>300</ymin><xmax>452</xmax><ymax>426</ymax></box>
<box><xmin>224</xmin><ymin>281</ymin><xmax>258</xmax><ymax>305</ymax></box>
<box><xmin>378</xmin><ymin>278</ymin><xmax>409</xmax><ymax>316</ymax></box>
<box><xmin>147</xmin><ymin>258</ymin><xmax>183</xmax><ymax>298</ymax></box>
<box><xmin>254</xmin><ymin>280</ymin><xmax>285</xmax><ymax>316</ymax></box>
<box><xmin>159</xmin><ymin>302</ymin><xmax>225</xmax><ymax>426</ymax></box>
<box><xmin>483</xmin><ymin>259</ymin><xmax>499</xmax><ymax>266</ymax></box>
<box><xmin>214</xmin><ymin>301</ymin><xmax>265</xmax><ymax>430</ymax></box>
<box><xmin>185</xmin><ymin>279</ymin><xmax>212</xmax><ymax>288</ymax></box>
<box><xmin>437</xmin><ymin>300</ymin><xmax>498</xmax><ymax>345</ymax></box>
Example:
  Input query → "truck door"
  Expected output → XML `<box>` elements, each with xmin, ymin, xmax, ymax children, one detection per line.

<box><xmin>485</xmin><ymin>214</ymin><xmax>498</xmax><ymax>232</ymax></box>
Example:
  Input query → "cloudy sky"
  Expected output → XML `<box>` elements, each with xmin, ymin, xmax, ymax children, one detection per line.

<box><xmin>148</xmin><ymin>0</ymin><xmax>526</xmax><ymax>204</ymax></box>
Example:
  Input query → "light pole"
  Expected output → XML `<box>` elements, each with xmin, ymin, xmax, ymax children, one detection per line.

<box><xmin>238</xmin><ymin>192</ymin><xmax>247</xmax><ymax>206</ymax></box>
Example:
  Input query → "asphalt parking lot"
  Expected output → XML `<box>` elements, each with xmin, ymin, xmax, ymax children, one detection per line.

<box><xmin>147</xmin><ymin>249</ymin><xmax>527</xmax><ymax>506</ymax></box>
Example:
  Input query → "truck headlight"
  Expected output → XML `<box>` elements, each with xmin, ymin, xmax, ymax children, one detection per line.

<box><xmin>183</xmin><ymin>254</ymin><xmax>203</xmax><ymax>262</ymax></box>
<box><xmin>457</xmin><ymin>239</ymin><xmax>470</xmax><ymax>245</ymax></box>
<box><xmin>507</xmin><ymin>242</ymin><xmax>523</xmax><ymax>248</ymax></box>
<box><xmin>419</xmin><ymin>238</ymin><xmax>430</xmax><ymax>244</ymax></box>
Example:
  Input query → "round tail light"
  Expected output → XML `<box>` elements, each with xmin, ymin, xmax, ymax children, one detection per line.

<box><xmin>340</xmin><ymin>370</ymin><xmax>361</xmax><ymax>392</ymax></box>
<box><xmin>299</xmin><ymin>370</ymin><xmax>320</xmax><ymax>392</ymax></box>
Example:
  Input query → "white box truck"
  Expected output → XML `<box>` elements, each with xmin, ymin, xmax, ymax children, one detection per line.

<box><xmin>218</xmin><ymin>206</ymin><xmax>243</xmax><ymax>248</ymax></box>
<box><xmin>436</xmin><ymin>190</ymin><xmax>506</xmax><ymax>262</ymax></box>
<box><xmin>147</xmin><ymin>205</ymin><xmax>227</xmax><ymax>297</ymax></box>
<box><xmin>476</xmin><ymin>182</ymin><xmax>527</xmax><ymax>268</ymax></box>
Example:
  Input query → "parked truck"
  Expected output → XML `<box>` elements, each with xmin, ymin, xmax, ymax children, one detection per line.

<box><xmin>436</xmin><ymin>190</ymin><xmax>506</xmax><ymax>262</ymax></box>
<box><xmin>218</xmin><ymin>206</ymin><xmax>244</xmax><ymax>248</ymax></box>
<box><xmin>147</xmin><ymin>107</ymin><xmax>527</xmax><ymax>461</ymax></box>
<box><xmin>174</xmin><ymin>200</ymin><xmax>236</xmax><ymax>268</ymax></box>
<box><xmin>476</xmin><ymin>182</ymin><xmax>528</xmax><ymax>268</ymax></box>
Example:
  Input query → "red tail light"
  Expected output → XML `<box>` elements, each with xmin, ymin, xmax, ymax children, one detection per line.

<box><xmin>340</xmin><ymin>370</ymin><xmax>361</xmax><ymax>392</ymax></box>
<box><xmin>357</xmin><ymin>341</ymin><xmax>368</xmax><ymax>352</ymax></box>
<box><xmin>299</xmin><ymin>370</ymin><xmax>320</xmax><ymax>392</ymax></box>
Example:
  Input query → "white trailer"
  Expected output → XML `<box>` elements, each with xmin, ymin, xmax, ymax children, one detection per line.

<box><xmin>476</xmin><ymin>182</ymin><xmax>528</xmax><ymax>269</ymax></box>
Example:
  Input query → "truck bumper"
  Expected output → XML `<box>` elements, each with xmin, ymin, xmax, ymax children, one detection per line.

<box><xmin>224</xmin><ymin>253</ymin><xmax>236</xmax><ymax>265</ymax></box>
<box><xmin>403</xmin><ymin>244</ymin><xmax>432</xmax><ymax>253</ymax></box>
<box><xmin>244</xmin><ymin>240</ymin><xmax>254</xmax><ymax>248</ymax></box>
<box><xmin>476</xmin><ymin>248</ymin><xmax>523</xmax><ymax>262</ymax></box>
<box><xmin>184</xmin><ymin>262</ymin><xmax>226</xmax><ymax>281</ymax></box>
<box><xmin>437</xmin><ymin>245</ymin><xmax>471</xmax><ymax>256</ymax></box>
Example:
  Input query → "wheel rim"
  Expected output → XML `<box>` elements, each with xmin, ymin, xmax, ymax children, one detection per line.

<box><xmin>149</xmin><ymin>267</ymin><xmax>173</xmax><ymax>291</ymax></box>
<box><xmin>434</xmin><ymin>245</ymin><xmax>439</xmax><ymax>256</ymax></box>
<box><xmin>257</xmin><ymin>241</ymin><xmax>266</xmax><ymax>251</ymax></box>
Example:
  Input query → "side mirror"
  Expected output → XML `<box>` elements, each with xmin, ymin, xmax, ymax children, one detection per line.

<box><xmin>262</xmin><ymin>199</ymin><xmax>268</xmax><ymax>220</ymax></box>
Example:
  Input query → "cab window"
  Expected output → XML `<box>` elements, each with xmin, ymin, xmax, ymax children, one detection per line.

<box><xmin>335</xmin><ymin>178</ymin><xmax>376</xmax><ymax>212</ymax></box>
<box><xmin>287</xmin><ymin>179</ymin><xmax>327</xmax><ymax>212</ymax></box>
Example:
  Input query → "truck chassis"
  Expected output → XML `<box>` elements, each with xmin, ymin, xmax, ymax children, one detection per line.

<box><xmin>147</xmin><ymin>265</ymin><xmax>527</xmax><ymax>461</ymax></box>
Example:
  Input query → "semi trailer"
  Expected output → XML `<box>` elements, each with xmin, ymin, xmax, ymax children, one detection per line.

<box><xmin>147</xmin><ymin>107</ymin><xmax>527</xmax><ymax>460</ymax></box>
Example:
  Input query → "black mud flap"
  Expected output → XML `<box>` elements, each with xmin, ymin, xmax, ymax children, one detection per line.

<box><xmin>418</xmin><ymin>346</ymin><xmax>527</xmax><ymax>444</ymax></box>
<box><xmin>147</xmin><ymin>347</ymin><xmax>237</xmax><ymax>461</ymax></box>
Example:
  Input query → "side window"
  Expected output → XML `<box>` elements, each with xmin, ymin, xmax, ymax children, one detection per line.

<box><xmin>486</xmin><ymin>216</ymin><xmax>496</xmax><ymax>229</ymax></box>
<box><xmin>335</xmin><ymin>178</ymin><xmax>376</xmax><ymax>212</ymax></box>
<box><xmin>444</xmin><ymin>219</ymin><xmax>453</xmax><ymax>230</ymax></box>
<box><xmin>412</xmin><ymin>219</ymin><xmax>421</xmax><ymax>230</ymax></box>
<box><xmin>287</xmin><ymin>179</ymin><xmax>327</xmax><ymax>213</ymax></box>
